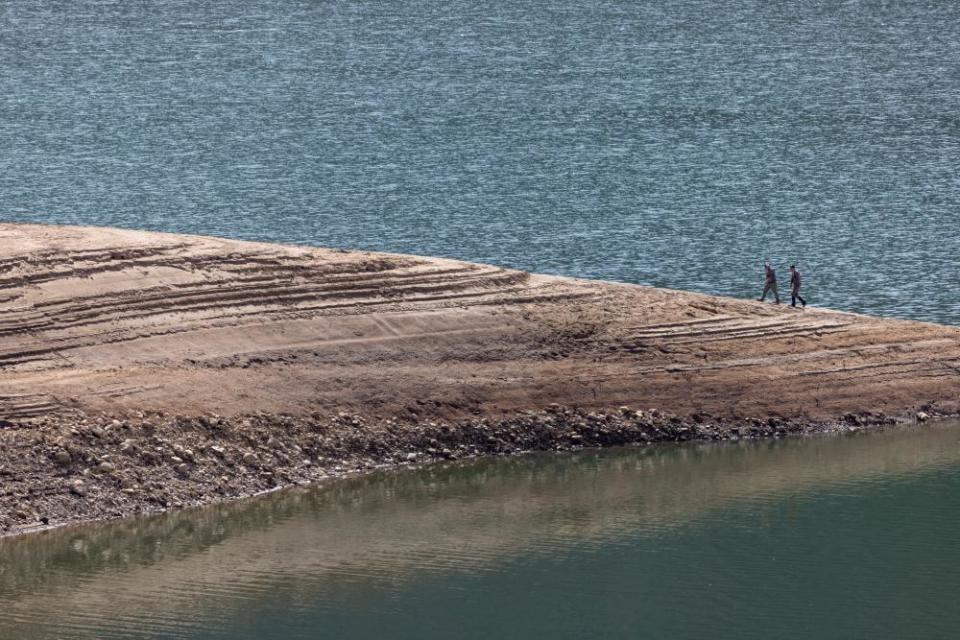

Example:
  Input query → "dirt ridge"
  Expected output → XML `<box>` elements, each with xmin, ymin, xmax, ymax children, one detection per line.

<box><xmin>0</xmin><ymin>222</ymin><xmax>957</xmax><ymax>534</ymax></box>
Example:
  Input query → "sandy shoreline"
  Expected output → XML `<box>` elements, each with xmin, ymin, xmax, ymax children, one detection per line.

<box><xmin>0</xmin><ymin>222</ymin><xmax>958</xmax><ymax>535</ymax></box>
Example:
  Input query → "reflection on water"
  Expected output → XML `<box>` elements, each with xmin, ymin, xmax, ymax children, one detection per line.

<box><xmin>4</xmin><ymin>423</ymin><xmax>960</xmax><ymax>639</ymax></box>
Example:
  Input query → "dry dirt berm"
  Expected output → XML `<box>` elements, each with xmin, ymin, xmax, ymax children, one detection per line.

<box><xmin>0</xmin><ymin>222</ymin><xmax>957</xmax><ymax>534</ymax></box>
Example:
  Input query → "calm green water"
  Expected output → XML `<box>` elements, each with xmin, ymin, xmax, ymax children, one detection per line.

<box><xmin>1</xmin><ymin>0</ymin><xmax>960</xmax><ymax>322</ymax></box>
<box><xmin>3</xmin><ymin>423</ymin><xmax>960</xmax><ymax>639</ymax></box>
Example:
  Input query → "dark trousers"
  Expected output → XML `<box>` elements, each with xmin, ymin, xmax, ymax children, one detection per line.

<box><xmin>791</xmin><ymin>289</ymin><xmax>806</xmax><ymax>307</ymax></box>
<box><xmin>760</xmin><ymin>281</ymin><xmax>779</xmax><ymax>302</ymax></box>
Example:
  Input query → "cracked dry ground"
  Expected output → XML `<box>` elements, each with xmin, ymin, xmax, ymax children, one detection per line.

<box><xmin>0</xmin><ymin>221</ymin><xmax>955</xmax><ymax>425</ymax></box>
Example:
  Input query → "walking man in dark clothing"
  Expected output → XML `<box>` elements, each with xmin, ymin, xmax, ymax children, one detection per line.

<box><xmin>758</xmin><ymin>260</ymin><xmax>780</xmax><ymax>303</ymax></box>
<box><xmin>789</xmin><ymin>264</ymin><xmax>806</xmax><ymax>308</ymax></box>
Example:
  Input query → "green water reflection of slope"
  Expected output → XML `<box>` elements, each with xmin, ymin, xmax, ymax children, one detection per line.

<box><xmin>3</xmin><ymin>423</ymin><xmax>960</xmax><ymax>639</ymax></box>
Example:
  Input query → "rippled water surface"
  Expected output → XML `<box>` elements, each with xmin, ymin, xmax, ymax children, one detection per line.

<box><xmin>4</xmin><ymin>424</ymin><xmax>960</xmax><ymax>639</ymax></box>
<box><xmin>1</xmin><ymin>0</ymin><xmax>959</xmax><ymax>322</ymax></box>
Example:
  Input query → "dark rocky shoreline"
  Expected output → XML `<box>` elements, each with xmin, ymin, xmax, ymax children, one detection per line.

<box><xmin>0</xmin><ymin>404</ymin><xmax>946</xmax><ymax>538</ymax></box>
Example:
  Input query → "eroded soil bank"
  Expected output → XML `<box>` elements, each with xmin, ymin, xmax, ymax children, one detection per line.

<box><xmin>0</xmin><ymin>222</ymin><xmax>957</xmax><ymax>534</ymax></box>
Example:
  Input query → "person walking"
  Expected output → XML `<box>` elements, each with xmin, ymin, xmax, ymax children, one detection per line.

<box><xmin>789</xmin><ymin>264</ymin><xmax>806</xmax><ymax>308</ymax></box>
<box><xmin>758</xmin><ymin>260</ymin><xmax>780</xmax><ymax>303</ymax></box>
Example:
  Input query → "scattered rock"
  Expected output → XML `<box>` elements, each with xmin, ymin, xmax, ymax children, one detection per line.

<box><xmin>68</xmin><ymin>479</ymin><xmax>86</xmax><ymax>497</ymax></box>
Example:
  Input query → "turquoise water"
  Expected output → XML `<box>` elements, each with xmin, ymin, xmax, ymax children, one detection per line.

<box><xmin>3</xmin><ymin>423</ymin><xmax>960</xmax><ymax>639</ymax></box>
<box><xmin>1</xmin><ymin>0</ymin><xmax>959</xmax><ymax>322</ymax></box>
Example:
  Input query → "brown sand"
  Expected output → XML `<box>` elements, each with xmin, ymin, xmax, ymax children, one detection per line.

<box><xmin>0</xmin><ymin>222</ymin><xmax>955</xmax><ymax>423</ymax></box>
<box><xmin>0</xmin><ymin>221</ymin><xmax>958</xmax><ymax>534</ymax></box>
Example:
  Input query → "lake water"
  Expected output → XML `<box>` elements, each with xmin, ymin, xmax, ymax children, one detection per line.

<box><xmin>3</xmin><ymin>0</ymin><xmax>960</xmax><ymax>637</ymax></box>
<box><xmin>4</xmin><ymin>423</ymin><xmax>960</xmax><ymax>639</ymax></box>
<box><xmin>1</xmin><ymin>0</ymin><xmax>959</xmax><ymax>323</ymax></box>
